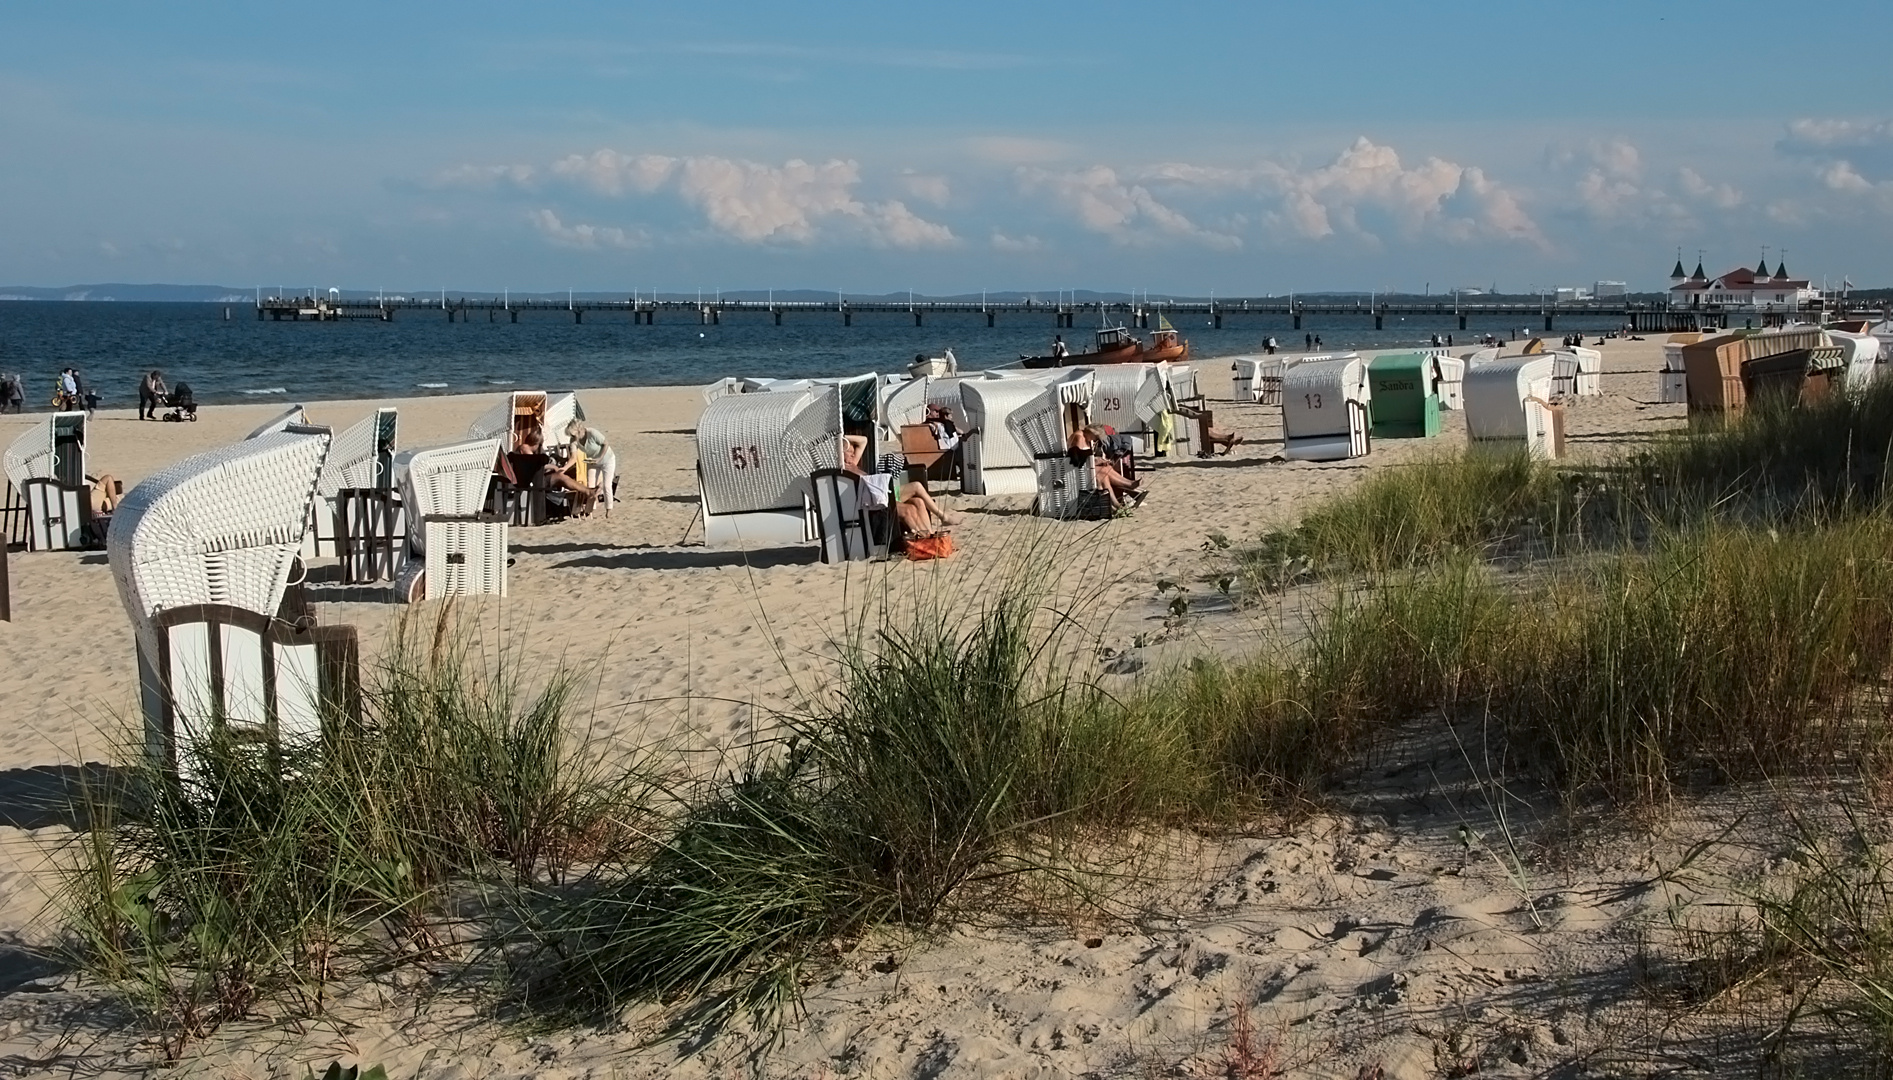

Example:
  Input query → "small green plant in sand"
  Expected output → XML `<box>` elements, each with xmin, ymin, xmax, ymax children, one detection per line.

<box><xmin>59</xmin><ymin>611</ymin><xmax>649</xmax><ymax>1059</ymax></box>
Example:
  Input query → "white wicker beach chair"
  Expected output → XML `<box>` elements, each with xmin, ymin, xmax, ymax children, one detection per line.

<box><xmin>393</xmin><ymin>439</ymin><xmax>506</xmax><ymax>601</ymax></box>
<box><xmin>107</xmin><ymin>431</ymin><xmax>359</xmax><ymax>776</ymax></box>
<box><xmin>1464</xmin><ymin>357</ymin><xmax>1565</xmax><ymax>458</ymax></box>
<box><xmin>1281</xmin><ymin>358</ymin><xmax>1372</xmax><ymax>461</ymax></box>
<box><xmin>544</xmin><ymin>392</ymin><xmax>584</xmax><ymax>450</ymax></box>
<box><xmin>1089</xmin><ymin>365</ymin><xmax>1167</xmax><ymax>456</ymax></box>
<box><xmin>245</xmin><ymin>404</ymin><xmax>311</xmax><ymax>440</ymax></box>
<box><xmin>958</xmin><ymin>377</ymin><xmax>1047</xmax><ymax>496</ymax></box>
<box><xmin>1431</xmin><ymin>357</ymin><xmax>1467</xmax><ymax>410</ymax></box>
<box><xmin>879</xmin><ymin>375</ymin><xmax>931</xmax><ymax>436</ymax></box>
<box><xmin>1006</xmin><ymin>369</ymin><xmax>1104</xmax><ymax>519</ymax></box>
<box><xmin>696</xmin><ymin>385</ymin><xmax>841</xmax><ymax>546</ymax></box>
<box><xmin>302</xmin><ymin>407</ymin><xmax>399</xmax><ymax>560</ymax></box>
<box><xmin>315</xmin><ymin>408</ymin><xmax>403</xmax><ymax>580</ymax></box>
<box><xmin>4</xmin><ymin>411</ymin><xmax>94</xmax><ymax>550</ymax></box>
<box><xmin>468</xmin><ymin>391</ymin><xmax>548</xmax><ymax>452</ymax></box>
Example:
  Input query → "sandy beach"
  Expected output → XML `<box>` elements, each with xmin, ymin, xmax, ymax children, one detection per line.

<box><xmin>0</xmin><ymin>339</ymin><xmax>1777</xmax><ymax>1078</ymax></box>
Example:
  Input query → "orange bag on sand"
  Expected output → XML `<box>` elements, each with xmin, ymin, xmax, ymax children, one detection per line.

<box><xmin>905</xmin><ymin>534</ymin><xmax>954</xmax><ymax>561</ymax></box>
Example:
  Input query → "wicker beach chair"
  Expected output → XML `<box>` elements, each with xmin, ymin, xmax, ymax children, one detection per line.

<box><xmin>1281</xmin><ymin>357</ymin><xmax>1373</xmax><ymax>461</ymax></box>
<box><xmin>4</xmin><ymin>411</ymin><xmax>94</xmax><ymax>550</ymax></box>
<box><xmin>696</xmin><ymin>385</ymin><xmax>841</xmax><ymax>546</ymax></box>
<box><xmin>393</xmin><ymin>439</ymin><xmax>507</xmax><ymax>601</ymax></box>
<box><xmin>1157</xmin><ymin>364</ymin><xmax>1206</xmax><ymax>459</ymax></box>
<box><xmin>1006</xmin><ymin>369</ymin><xmax>1104</xmax><ymax>520</ymax></box>
<box><xmin>959</xmin><ymin>377</ymin><xmax>1046</xmax><ymax>496</ymax></box>
<box><xmin>1464</xmin><ymin>357</ymin><xmax>1566</xmax><ymax>459</ymax></box>
<box><xmin>1089</xmin><ymin>364</ymin><xmax>1168</xmax><ymax>456</ymax></box>
<box><xmin>108</xmin><ymin>431</ymin><xmax>358</xmax><ymax>778</ymax></box>
<box><xmin>245</xmin><ymin>403</ymin><xmax>311</xmax><ymax>440</ymax></box>
<box><xmin>468</xmin><ymin>391</ymin><xmax>549</xmax><ymax>452</ymax></box>
<box><xmin>318</xmin><ymin>408</ymin><xmax>402</xmax><ymax>580</ymax></box>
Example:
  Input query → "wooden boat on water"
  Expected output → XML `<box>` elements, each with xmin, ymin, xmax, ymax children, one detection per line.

<box><xmin>1020</xmin><ymin>326</ymin><xmax>1142</xmax><ymax>368</ymax></box>
<box><xmin>1019</xmin><ymin>324</ymin><xmax>1191</xmax><ymax>368</ymax></box>
<box><xmin>1137</xmin><ymin>326</ymin><xmax>1189</xmax><ymax>364</ymax></box>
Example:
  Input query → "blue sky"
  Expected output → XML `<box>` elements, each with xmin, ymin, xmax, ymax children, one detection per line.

<box><xmin>4</xmin><ymin>0</ymin><xmax>1891</xmax><ymax>294</ymax></box>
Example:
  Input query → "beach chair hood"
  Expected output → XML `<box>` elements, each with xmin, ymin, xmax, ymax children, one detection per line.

<box><xmin>4</xmin><ymin>411</ymin><xmax>86</xmax><ymax>491</ymax></box>
<box><xmin>109</xmin><ymin>431</ymin><xmax>331</xmax><ymax>655</ymax></box>
<box><xmin>696</xmin><ymin>385</ymin><xmax>842</xmax><ymax>516</ymax></box>
<box><xmin>245</xmin><ymin>404</ymin><xmax>311</xmax><ymax>440</ymax></box>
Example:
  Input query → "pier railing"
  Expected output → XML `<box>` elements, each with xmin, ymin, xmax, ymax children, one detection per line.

<box><xmin>254</xmin><ymin>296</ymin><xmax>1888</xmax><ymax>334</ymax></box>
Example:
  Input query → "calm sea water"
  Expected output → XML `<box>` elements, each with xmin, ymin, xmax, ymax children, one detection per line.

<box><xmin>0</xmin><ymin>301</ymin><xmax>1625</xmax><ymax>408</ymax></box>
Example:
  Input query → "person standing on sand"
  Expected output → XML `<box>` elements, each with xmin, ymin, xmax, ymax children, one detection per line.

<box><xmin>1305</xmin><ymin>332</ymin><xmax>1313</xmax><ymax>350</ymax></box>
<box><xmin>139</xmin><ymin>370</ymin><xmax>167</xmax><ymax>420</ymax></box>
<box><xmin>565</xmin><ymin>419</ymin><xmax>617</xmax><ymax>516</ymax></box>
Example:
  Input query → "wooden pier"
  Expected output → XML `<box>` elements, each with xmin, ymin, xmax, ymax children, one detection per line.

<box><xmin>255</xmin><ymin>295</ymin><xmax>1885</xmax><ymax>334</ymax></box>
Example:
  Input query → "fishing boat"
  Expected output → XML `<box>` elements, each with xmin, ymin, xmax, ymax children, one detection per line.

<box><xmin>1136</xmin><ymin>322</ymin><xmax>1189</xmax><ymax>364</ymax></box>
<box><xmin>1019</xmin><ymin>326</ymin><xmax>1145</xmax><ymax>368</ymax></box>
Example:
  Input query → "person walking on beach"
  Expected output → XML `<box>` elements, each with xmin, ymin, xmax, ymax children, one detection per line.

<box><xmin>0</xmin><ymin>374</ymin><xmax>21</xmax><ymax>413</ymax></box>
<box><xmin>1305</xmin><ymin>332</ymin><xmax>1313</xmax><ymax>350</ymax></box>
<box><xmin>76</xmin><ymin>368</ymin><xmax>98</xmax><ymax>416</ymax></box>
<box><xmin>139</xmin><ymin>370</ymin><xmax>167</xmax><ymax>420</ymax></box>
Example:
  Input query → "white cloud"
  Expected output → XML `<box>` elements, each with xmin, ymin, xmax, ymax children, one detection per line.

<box><xmin>1259</xmin><ymin>137</ymin><xmax>1544</xmax><ymax>246</ymax></box>
<box><xmin>1677</xmin><ymin>166</ymin><xmax>1743</xmax><ymax>209</ymax></box>
<box><xmin>526</xmin><ymin>208</ymin><xmax>640</xmax><ymax>250</ymax></box>
<box><xmin>1822</xmin><ymin>161</ymin><xmax>1874</xmax><ymax>192</ymax></box>
<box><xmin>532</xmin><ymin>150</ymin><xmax>956</xmax><ymax>248</ymax></box>
<box><xmin>899</xmin><ymin>171</ymin><xmax>951</xmax><ymax>206</ymax></box>
<box><xmin>990</xmin><ymin>231</ymin><xmax>1043</xmax><ymax>252</ymax></box>
<box><xmin>1018</xmin><ymin>165</ymin><xmax>1241</xmax><ymax>250</ymax></box>
<box><xmin>551</xmin><ymin>150</ymin><xmax>675</xmax><ymax>196</ymax></box>
<box><xmin>434</xmin><ymin>162</ymin><xmax>536</xmax><ymax>190</ymax></box>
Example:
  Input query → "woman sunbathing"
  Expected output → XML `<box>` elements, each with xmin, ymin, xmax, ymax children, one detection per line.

<box><xmin>1067</xmin><ymin>427</ymin><xmax>1143</xmax><ymax>510</ymax></box>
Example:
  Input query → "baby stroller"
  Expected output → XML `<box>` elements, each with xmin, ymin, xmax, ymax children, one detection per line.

<box><xmin>161</xmin><ymin>383</ymin><xmax>198</xmax><ymax>422</ymax></box>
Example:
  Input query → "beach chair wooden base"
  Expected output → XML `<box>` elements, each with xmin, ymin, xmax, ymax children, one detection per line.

<box><xmin>336</xmin><ymin>487</ymin><xmax>405</xmax><ymax>584</ymax></box>
<box><xmin>138</xmin><ymin>603</ymin><xmax>360</xmax><ymax>780</ymax></box>
<box><xmin>397</xmin><ymin>516</ymin><xmax>507</xmax><ymax>601</ymax></box>
<box><xmin>23</xmin><ymin>478</ymin><xmax>93</xmax><ymax>550</ymax></box>
<box><xmin>811</xmin><ymin>468</ymin><xmax>891</xmax><ymax>563</ymax></box>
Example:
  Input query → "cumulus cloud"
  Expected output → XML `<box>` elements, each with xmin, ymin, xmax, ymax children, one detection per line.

<box><xmin>1017</xmin><ymin>165</ymin><xmax>1241</xmax><ymax>249</ymax></box>
<box><xmin>899</xmin><ymin>171</ymin><xmax>951</xmax><ymax>206</ymax></box>
<box><xmin>532</xmin><ymin>149</ymin><xmax>957</xmax><ymax>248</ymax></box>
<box><xmin>1257</xmin><ymin>137</ymin><xmax>1543</xmax><ymax>246</ymax></box>
<box><xmin>526</xmin><ymin>209</ymin><xmax>640</xmax><ymax>250</ymax></box>
<box><xmin>1778</xmin><ymin>117</ymin><xmax>1893</xmax><ymax>186</ymax></box>
<box><xmin>1677</xmin><ymin>166</ymin><xmax>1744</xmax><ymax>209</ymax></box>
<box><xmin>1014</xmin><ymin>137</ymin><xmax>1542</xmax><ymax>250</ymax></box>
<box><xmin>434</xmin><ymin>163</ymin><xmax>536</xmax><ymax>190</ymax></box>
<box><xmin>1823</xmin><ymin>161</ymin><xmax>1875</xmax><ymax>193</ymax></box>
<box><xmin>990</xmin><ymin>231</ymin><xmax>1043</xmax><ymax>252</ymax></box>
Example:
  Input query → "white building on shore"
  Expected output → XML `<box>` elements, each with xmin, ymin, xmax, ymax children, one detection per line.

<box><xmin>1667</xmin><ymin>257</ymin><xmax>1821</xmax><ymax>312</ymax></box>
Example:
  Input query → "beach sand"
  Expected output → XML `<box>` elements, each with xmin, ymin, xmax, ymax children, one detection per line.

<box><xmin>0</xmin><ymin>339</ymin><xmax>1771</xmax><ymax>1077</ymax></box>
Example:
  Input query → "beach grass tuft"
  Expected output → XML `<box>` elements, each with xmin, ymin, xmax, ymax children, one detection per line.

<box><xmin>58</xmin><ymin>610</ymin><xmax>649</xmax><ymax>1057</ymax></box>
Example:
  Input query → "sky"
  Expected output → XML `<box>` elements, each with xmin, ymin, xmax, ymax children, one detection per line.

<box><xmin>3</xmin><ymin>0</ymin><xmax>1892</xmax><ymax>295</ymax></box>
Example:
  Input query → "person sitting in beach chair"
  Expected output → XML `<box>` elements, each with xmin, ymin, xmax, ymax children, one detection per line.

<box><xmin>1086</xmin><ymin>423</ymin><xmax>1138</xmax><ymax>482</ymax></box>
<box><xmin>1067</xmin><ymin>426</ymin><xmax>1143</xmax><ymax>511</ymax></box>
<box><xmin>543</xmin><ymin>442</ymin><xmax>599</xmax><ymax>517</ymax></box>
<box><xmin>839</xmin><ymin>432</ymin><xmax>959</xmax><ymax>538</ymax></box>
<box><xmin>1173</xmin><ymin>404</ymin><xmax>1245</xmax><ymax>456</ymax></box>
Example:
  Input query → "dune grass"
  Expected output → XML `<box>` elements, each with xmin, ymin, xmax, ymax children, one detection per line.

<box><xmin>1243</xmin><ymin>450</ymin><xmax>1587</xmax><ymax>583</ymax></box>
<box><xmin>59</xmin><ymin>612</ymin><xmax>650</xmax><ymax>1058</ymax></box>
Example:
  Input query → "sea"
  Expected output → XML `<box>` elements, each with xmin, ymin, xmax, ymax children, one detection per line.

<box><xmin>0</xmin><ymin>301</ymin><xmax>1628</xmax><ymax>409</ymax></box>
